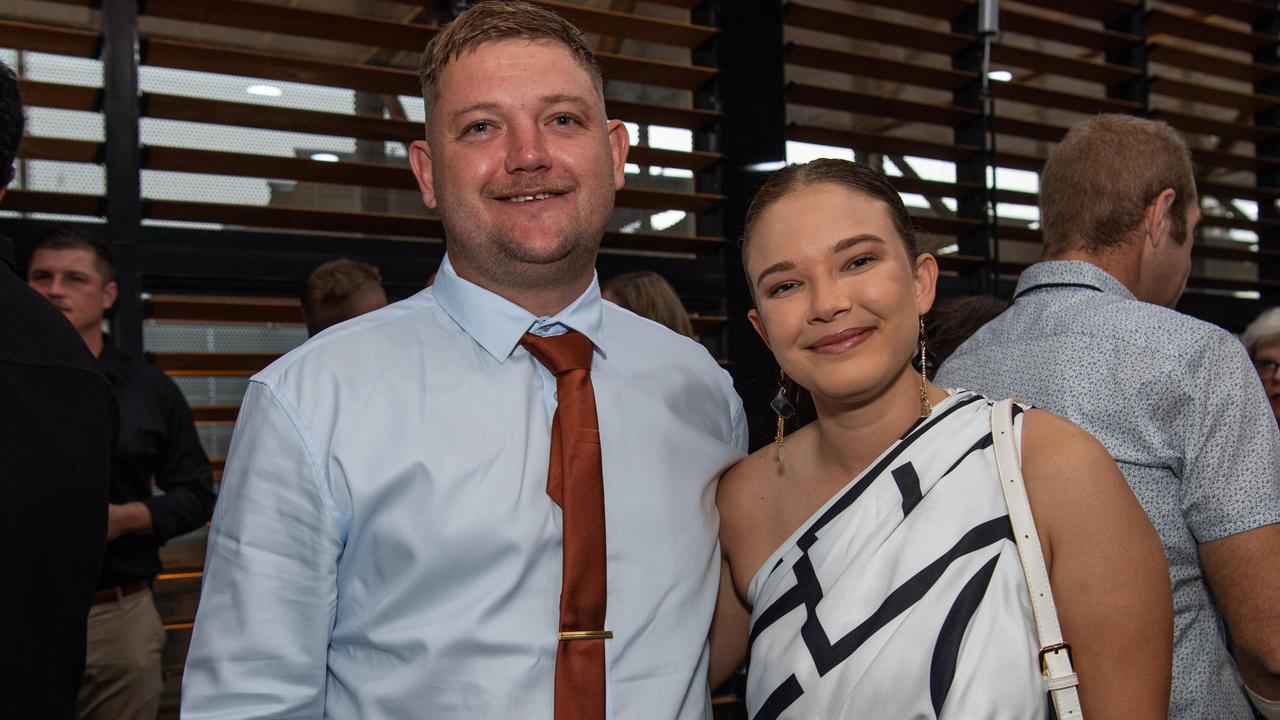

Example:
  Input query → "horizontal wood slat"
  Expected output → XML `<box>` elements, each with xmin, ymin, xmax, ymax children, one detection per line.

<box><xmin>828</xmin><ymin>0</ymin><xmax>969</xmax><ymax>20</ymax></box>
<box><xmin>143</xmin><ymin>92</ymin><xmax>420</xmax><ymax>142</ymax></box>
<box><xmin>596</xmin><ymin>51</ymin><xmax>716</xmax><ymax>91</ymax></box>
<box><xmin>147</xmin><ymin>295</ymin><xmax>304</xmax><ymax>324</ymax></box>
<box><xmin>788</xmin><ymin>83</ymin><xmax>977</xmax><ymax>127</ymax></box>
<box><xmin>786</xmin><ymin>43</ymin><xmax>976</xmax><ymax>91</ymax></box>
<box><xmin>992</xmin><ymin>81</ymin><xmax>1142</xmax><ymax>115</ymax></box>
<box><xmin>1149</xmin><ymin>42</ymin><xmax>1280</xmax><ymax>84</ymax></box>
<box><xmin>531</xmin><ymin>0</ymin><xmax>715</xmax><ymax>48</ymax></box>
<box><xmin>1154</xmin><ymin>108</ymin><xmax>1280</xmax><ymax>144</ymax></box>
<box><xmin>790</xmin><ymin>124</ymin><xmax>978</xmax><ymax>164</ymax></box>
<box><xmin>144</xmin><ymin>37</ymin><xmax>419</xmax><ymax>95</ymax></box>
<box><xmin>17</xmin><ymin>80</ymin><xmax>101</xmax><ymax>112</ymax></box>
<box><xmin>190</xmin><ymin>406</ymin><xmax>239</xmax><ymax>423</ymax></box>
<box><xmin>0</xmin><ymin>19</ymin><xmax>99</xmax><ymax>58</ymax></box>
<box><xmin>1001</xmin><ymin>10</ymin><xmax>1139</xmax><ymax>53</ymax></box>
<box><xmin>605</xmin><ymin>100</ymin><xmax>719</xmax><ymax>131</ymax></box>
<box><xmin>1147</xmin><ymin>9</ymin><xmax>1273</xmax><ymax>52</ymax></box>
<box><xmin>1155</xmin><ymin>0</ymin><xmax>1277</xmax><ymax>24</ymax></box>
<box><xmin>989</xmin><ymin>44</ymin><xmax>1141</xmax><ymax>86</ymax></box>
<box><xmin>142</xmin><ymin>0</ymin><xmax>436</xmax><ymax>52</ymax></box>
<box><xmin>2</xmin><ymin>189</ymin><xmax>105</xmax><ymax>216</ymax></box>
<box><xmin>17</xmin><ymin>136</ymin><xmax>102</xmax><ymax>163</ymax></box>
<box><xmin>151</xmin><ymin>352</ymin><xmax>279</xmax><ymax>377</ymax></box>
<box><xmin>1010</xmin><ymin>0</ymin><xmax>1138</xmax><ymax>24</ymax></box>
<box><xmin>1151</xmin><ymin>75</ymin><xmax>1280</xmax><ymax>113</ymax></box>
<box><xmin>783</xmin><ymin>2</ymin><xmax>971</xmax><ymax>56</ymax></box>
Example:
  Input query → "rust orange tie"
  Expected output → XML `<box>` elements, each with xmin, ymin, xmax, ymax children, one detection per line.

<box><xmin>521</xmin><ymin>330</ymin><xmax>608</xmax><ymax>720</ymax></box>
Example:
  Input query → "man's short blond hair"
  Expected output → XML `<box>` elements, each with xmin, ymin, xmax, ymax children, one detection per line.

<box><xmin>418</xmin><ymin>1</ymin><xmax>603</xmax><ymax>131</ymax></box>
<box><xmin>1040</xmin><ymin>114</ymin><xmax>1196</xmax><ymax>258</ymax></box>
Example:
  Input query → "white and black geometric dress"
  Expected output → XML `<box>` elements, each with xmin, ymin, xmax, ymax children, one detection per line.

<box><xmin>745</xmin><ymin>391</ymin><xmax>1052</xmax><ymax>719</ymax></box>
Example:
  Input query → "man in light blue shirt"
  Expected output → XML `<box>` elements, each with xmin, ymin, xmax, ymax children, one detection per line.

<box><xmin>181</xmin><ymin>4</ymin><xmax>746</xmax><ymax>718</ymax></box>
<box><xmin>938</xmin><ymin>114</ymin><xmax>1280</xmax><ymax>719</ymax></box>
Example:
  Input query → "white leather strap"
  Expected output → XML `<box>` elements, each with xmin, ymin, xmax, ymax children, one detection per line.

<box><xmin>991</xmin><ymin>398</ymin><xmax>1084</xmax><ymax>719</ymax></box>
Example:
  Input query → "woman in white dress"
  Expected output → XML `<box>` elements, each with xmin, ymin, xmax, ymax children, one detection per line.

<box><xmin>710</xmin><ymin>159</ymin><xmax>1173</xmax><ymax>718</ymax></box>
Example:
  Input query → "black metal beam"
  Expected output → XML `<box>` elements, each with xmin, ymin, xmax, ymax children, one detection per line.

<box><xmin>706</xmin><ymin>0</ymin><xmax>788</xmax><ymax>450</ymax></box>
<box><xmin>950</xmin><ymin>7</ymin><xmax>993</xmax><ymax>296</ymax></box>
<box><xmin>1254</xmin><ymin>1</ymin><xmax>1280</xmax><ymax>307</ymax></box>
<box><xmin>102</xmin><ymin>0</ymin><xmax>143</xmax><ymax>355</ymax></box>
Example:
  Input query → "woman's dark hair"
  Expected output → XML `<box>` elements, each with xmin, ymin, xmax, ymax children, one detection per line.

<box><xmin>742</xmin><ymin>159</ymin><xmax>920</xmax><ymax>276</ymax></box>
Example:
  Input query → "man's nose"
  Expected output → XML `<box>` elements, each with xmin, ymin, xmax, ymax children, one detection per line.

<box><xmin>504</xmin><ymin>123</ymin><xmax>550</xmax><ymax>174</ymax></box>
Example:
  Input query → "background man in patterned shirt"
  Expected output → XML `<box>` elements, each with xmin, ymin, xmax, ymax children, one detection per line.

<box><xmin>937</xmin><ymin>113</ymin><xmax>1280</xmax><ymax>720</ymax></box>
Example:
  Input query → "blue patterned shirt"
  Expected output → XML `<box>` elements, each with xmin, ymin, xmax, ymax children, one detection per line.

<box><xmin>937</xmin><ymin>260</ymin><xmax>1280</xmax><ymax>720</ymax></box>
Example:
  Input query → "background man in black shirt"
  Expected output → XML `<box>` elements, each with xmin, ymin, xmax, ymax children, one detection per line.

<box><xmin>0</xmin><ymin>59</ymin><xmax>116</xmax><ymax>720</ymax></box>
<box><xmin>28</xmin><ymin>227</ymin><xmax>216</xmax><ymax>720</ymax></box>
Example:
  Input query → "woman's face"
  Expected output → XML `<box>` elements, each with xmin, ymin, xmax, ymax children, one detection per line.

<box><xmin>745</xmin><ymin>183</ymin><xmax>937</xmax><ymax>407</ymax></box>
<box><xmin>1254</xmin><ymin>337</ymin><xmax>1280</xmax><ymax>420</ymax></box>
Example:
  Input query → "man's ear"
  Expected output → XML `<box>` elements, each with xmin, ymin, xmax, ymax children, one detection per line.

<box><xmin>408</xmin><ymin>139</ymin><xmax>438</xmax><ymax>209</ymax></box>
<box><xmin>606</xmin><ymin>119</ymin><xmax>630</xmax><ymax>190</ymax></box>
<box><xmin>1143</xmin><ymin>188</ymin><xmax>1177</xmax><ymax>248</ymax></box>
<box><xmin>748</xmin><ymin>307</ymin><xmax>771</xmax><ymax>350</ymax></box>
<box><xmin>913</xmin><ymin>252</ymin><xmax>939</xmax><ymax>317</ymax></box>
<box><xmin>102</xmin><ymin>280</ymin><xmax>118</xmax><ymax>312</ymax></box>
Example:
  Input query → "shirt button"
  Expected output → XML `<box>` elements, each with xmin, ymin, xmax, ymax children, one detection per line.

<box><xmin>553</xmin><ymin>392</ymin><xmax>558</xmax><ymax>400</ymax></box>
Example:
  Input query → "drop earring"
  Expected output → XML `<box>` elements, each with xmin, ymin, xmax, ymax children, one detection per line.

<box><xmin>771</xmin><ymin>370</ymin><xmax>796</xmax><ymax>462</ymax></box>
<box><xmin>918</xmin><ymin>317</ymin><xmax>932</xmax><ymax>417</ymax></box>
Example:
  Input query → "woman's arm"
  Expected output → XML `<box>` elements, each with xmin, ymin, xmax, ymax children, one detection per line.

<box><xmin>709</xmin><ymin>459</ymin><xmax>764</xmax><ymax>689</ymax></box>
<box><xmin>1021</xmin><ymin>409</ymin><xmax>1173</xmax><ymax>719</ymax></box>
<box><xmin>709</xmin><ymin>556</ymin><xmax>751</xmax><ymax>689</ymax></box>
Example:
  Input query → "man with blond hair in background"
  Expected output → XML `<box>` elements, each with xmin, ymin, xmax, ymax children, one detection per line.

<box><xmin>939</xmin><ymin>114</ymin><xmax>1280</xmax><ymax>719</ymax></box>
<box><xmin>182</xmin><ymin>3</ymin><xmax>745</xmax><ymax>718</ymax></box>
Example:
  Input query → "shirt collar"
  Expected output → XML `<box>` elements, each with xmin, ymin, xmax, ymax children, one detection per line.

<box><xmin>1013</xmin><ymin>260</ymin><xmax>1136</xmax><ymax>302</ymax></box>
<box><xmin>431</xmin><ymin>254</ymin><xmax>606</xmax><ymax>364</ymax></box>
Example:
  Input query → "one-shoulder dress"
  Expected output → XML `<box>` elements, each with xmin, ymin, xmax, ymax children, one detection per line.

<box><xmin>745</xmin><ymin>391</ymin><xmax>1052</xmax><ymax>719</ymax></box>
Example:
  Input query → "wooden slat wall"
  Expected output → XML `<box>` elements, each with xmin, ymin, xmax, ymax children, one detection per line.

<box><xmin>782</xmin><ymin>0</ymin><xmax>1280</xmax><ymax>300</ymax></box>
<box><xmin>4</xmin><ymin>0</ymin><xmax>724</xmax><ymax>254</ymax></box>
<box><xmin>3</xmin><ymin>4</ymin><xmax>727</xmax><ymax>716</ymax></box>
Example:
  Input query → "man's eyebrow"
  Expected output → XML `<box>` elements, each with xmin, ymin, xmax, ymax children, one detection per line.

<box><xmin>447</xmin><ymin>102</ymin><xmax>500</xmax><ymax>123</ymax></box>
<box><xmin>447</xmin><ymin>95</ymin><xmax>596</xmax><ymax>123</ymax></box>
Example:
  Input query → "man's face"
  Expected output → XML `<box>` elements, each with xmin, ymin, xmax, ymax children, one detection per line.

<box><xmin>28</xmin><ymin>248</ymin><xmax>117</xmax><ymax>335</ymax></box>
<box><xmin>408</xmin><ymin>39</ymin><xmax>629</xmax><ymax>295</ymax></box>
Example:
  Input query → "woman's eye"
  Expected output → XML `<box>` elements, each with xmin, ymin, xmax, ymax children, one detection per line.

<box><xmin>767</xmin><ymin>281</ymin><xmax>799</xmax><ymax>297</ymax></box>
<box><xmin>845</xmin><ymin>254</ymin><xmax>874</xmax><ymax>270</ymax></box>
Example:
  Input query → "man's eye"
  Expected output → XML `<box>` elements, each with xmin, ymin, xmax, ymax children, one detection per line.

<box><xmin>553</xmin><ymin>115</ymin><xmax>577</xmax><ymax>126</ymax></box>
<box><xmin>465</xmin><ymin>121</ymin><xmax>489</xmax><ymax>135</ymax></box>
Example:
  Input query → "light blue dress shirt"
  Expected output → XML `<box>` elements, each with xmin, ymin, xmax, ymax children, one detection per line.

<box><xmin>181</xmin><ymin>256</ymin><xmax>747</xmax><ymax>719</ymax></box>
<box><xmin>937</xmin><ymin>260</ymin><xmax>1280</xmax><ymax>720</ymax></box>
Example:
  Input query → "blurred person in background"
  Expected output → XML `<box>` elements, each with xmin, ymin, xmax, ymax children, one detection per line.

<box><xmin>28</xmin><ymin>227</ymin><xmax>216</xmax><ymax>720</ymax></box>
<box><xmin>1242</xmin><ymin>307</ymin><xmax>1280</xmax><ymax>424</ymax></box>
<box><xmin>0</xmin><ymin>59</ymin><xmax>115</xmax><ymax>720</ymax></box>
<box><xmin>300</xmin><ymin>257</ymin><xmax>388</xmax><ymax>337</ymax></box>
<box><xmin>602</xmin><ymin>270</ymin><xmax>696</xmax><ymax>338</ymax></box>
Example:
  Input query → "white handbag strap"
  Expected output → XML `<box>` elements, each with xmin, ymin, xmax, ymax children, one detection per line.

<box><xmin>990</xmin><ymin>398</ymin><xmax>1084</xmax><ymax>719</ymax></box>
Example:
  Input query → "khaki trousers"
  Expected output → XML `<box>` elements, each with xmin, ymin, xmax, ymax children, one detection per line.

<box><xmin>77</xmin><ymin>587</ymin><xmax>165</xmax><ymax>720</ymax></box>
